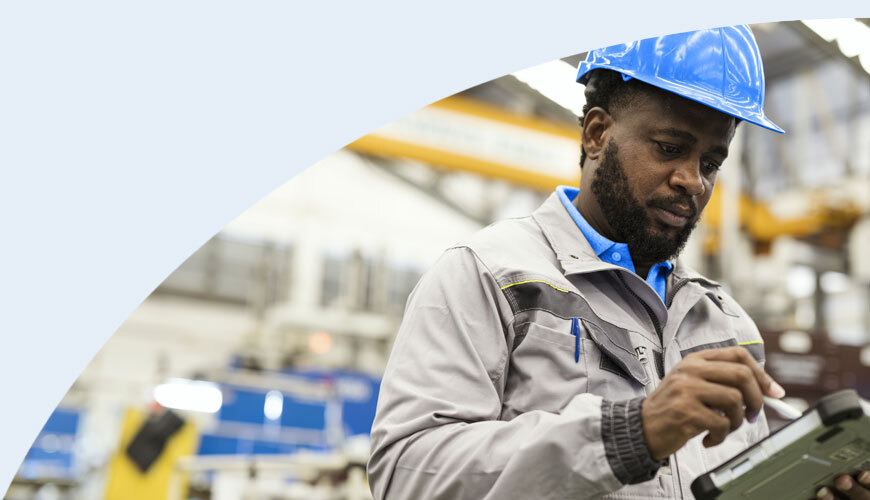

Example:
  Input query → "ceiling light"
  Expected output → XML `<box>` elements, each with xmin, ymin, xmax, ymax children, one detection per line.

<box><xmin>819</xmin><ymin>271</ymin><xmax>851</xmax><ymax>294</ymax></box>
<box><xmin>778</xmin><ymin>330</ymin><xmax>813</xmax><ymax>353</ymax></box>
<box><xmin>309</xmin><ymin>331</ymin><xmax>333</xmax><ymax>355</ymax></box>
<box><xmin>264</xmin><ymin>390</ymin><xmax>284</xmax><ymax>421</ymax></box>
<box><xmin>512</xmin><ymin>60</ymin><xmax>586</xmax><ymax>116</ymax></box>
<box><xmin>786</xmin><ymin>265</ymin><xmax>817</xmax><ymax>298</ymax></box>
<box><xmin>802</xmin><ymin>19</ymin><xmax>870</xmax><ymax>74</ymax></box>
<box><xmin>153</xmin><ymin>379</ymin><xmax>222</xmax><ymax>413</ymax></box>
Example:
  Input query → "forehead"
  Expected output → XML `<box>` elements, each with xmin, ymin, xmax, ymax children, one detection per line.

<box><xmin>616</xmin><ymin>86</ymin><xmax>737</xmax><ymax>146</ymax></box>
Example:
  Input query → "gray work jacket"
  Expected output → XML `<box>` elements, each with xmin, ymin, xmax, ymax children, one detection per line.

<box><xmin>368</xmin><ymin>193</ymin><xmax>768</xmax><ymax>499</ymax></box>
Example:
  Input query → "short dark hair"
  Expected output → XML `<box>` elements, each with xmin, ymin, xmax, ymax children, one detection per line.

<box><xmin>577</xmin><ymin>69</ymin><xmax>741</xmax><ymax>168</ymax></box>
<box><xmin>578</xmin><ymin>69</ymin><xmax>648</xmax><ymax>168</ymax></box>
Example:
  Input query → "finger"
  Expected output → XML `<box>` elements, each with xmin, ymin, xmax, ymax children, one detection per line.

<box><xmin>858</xmin><ymin>471</ymin><xmax>870</xmax><ymax>487</ymax></box>
<box><xmin>695</xmin><ymin>380</ymin><xmax>745</xmax><ymax>431</ymax></box>
<box><xmin>816</xmin><ymin>487</ymin><xmax>835</xmax><ymax>500</ymax></box>
<box><xmin>834</xmin><ymin>473</ymin><xmax>870</xmax><ymax>500</ymax></box>
<box><xmin>688</xmin><ymin>360</ymin><xmax>764</xmax><ymax>420</ymax></box>
<box><xmin>694</xmin><ymin>347</ymin><xmax>785</xmax><ymax>398</ymax></box>
<box><xmin>694</xmin><ymin>405</ymin><xmax>731</xmax><ymax>448</ymax></box>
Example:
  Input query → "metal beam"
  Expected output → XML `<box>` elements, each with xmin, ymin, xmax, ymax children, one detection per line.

<box><xmin>360</xmin><ymin>155</ymin><xmax>492</xmax><ymax>227</ymax></box>
<box><xmin>763</xmin><ymin>45</ymin><xmax>830</xmax><ymax>81</ymax></box>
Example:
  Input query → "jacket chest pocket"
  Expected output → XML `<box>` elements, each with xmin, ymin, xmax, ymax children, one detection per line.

<box><xmin>502</xmin><ymin>318</ymin><xmax>650</xmax><ymax>419</ymax></box>
<box><xmin>502</xmin><ymin>321</ymin><xmax>588</xmax><ymax>418</ymax></box>
<box><xmin>678</xmin><ymin>334</ymin><xmax>766</xmax><ymax>367</ymax></box>
<box><xmin>676</xmin><ymin>292</ymin><xmax>766</xmax><ymax>366</ymax></box>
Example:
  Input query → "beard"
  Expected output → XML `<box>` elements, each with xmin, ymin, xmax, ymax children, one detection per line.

<box><xmin>590</xmin><ymin>140</ymin><xmax>700</xmax><ymax>264</ymax></box>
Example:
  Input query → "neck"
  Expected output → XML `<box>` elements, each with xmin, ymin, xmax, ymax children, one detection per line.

<box><xmin>573</xmin><ymin>189</ymin><xmax>620</xmax><ymax>243</ymax></box>
<box><xmin>632</xmin><ymin>259</ymin><xmax>653</xmax><ymax>279</ymax></box>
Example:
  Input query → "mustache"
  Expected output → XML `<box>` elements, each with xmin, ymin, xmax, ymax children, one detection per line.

<box><xmin>647</xmin><ymin>196</ymin><xmax>698</xmax><ymax>219</ymax></box>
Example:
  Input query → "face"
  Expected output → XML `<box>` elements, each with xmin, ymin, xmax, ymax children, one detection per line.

<box><xmin>580</xmin><ymin>88</ymin><xmax>736</xmax><ymax>264</ymax></box>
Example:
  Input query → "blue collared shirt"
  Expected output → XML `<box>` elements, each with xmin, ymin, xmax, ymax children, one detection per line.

<box><xmin>556</xmin><ymin>185</ymin><xmax>673</xmax><ymax>304</ymax></box>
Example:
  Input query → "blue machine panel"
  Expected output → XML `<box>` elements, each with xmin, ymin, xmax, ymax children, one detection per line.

<box><xmin>338</xmin><ymin>373</ymin><xmax>380</xmax><ymax>437</ymax></box>
<box><xmin>198</xmin><ymin>434</ymin><xmax>242</xmax><ymax>455</ymax></box>
<box><xmin>198</xmin><ymin>433</ymin><xmax>329</xmax><ymax>456</ymax></box>
<box><xmin>205</xmin><ymin>370</ymin><xmax>381</xmax><ymax>457</ymax></box>
<box><xmin>20</xmin><ymin>407</ymin><xmax>81</xmax><ymax>479</ymax></box>
<box><xmin>219</xmin><ymin>388</ymin><xmax>267</xmax><ymax>425</ymax></box>
<box><xmin>280</xmin><ymin>398</ymin><xmax>325</xmax><ymax>430</ymax></box>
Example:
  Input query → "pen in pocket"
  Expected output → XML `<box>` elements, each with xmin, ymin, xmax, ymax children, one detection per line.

<box><xmin>570</xmin><ymin>317</ymin><xmax>580</xmax><ymax>363</ymax></box>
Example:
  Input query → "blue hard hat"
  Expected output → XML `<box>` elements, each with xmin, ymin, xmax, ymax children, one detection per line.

<box><xmin>576</xmin><ymin>25</ymin><xmax>785</xmax><ymax>134</ymax></box>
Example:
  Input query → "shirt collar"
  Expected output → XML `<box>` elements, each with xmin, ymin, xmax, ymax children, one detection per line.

<box><xmin>556</xmin><ymin>186</ymin><xmax>618</xmax><ymax>258</ymax></box>
<box><xmin>555</xmin><ymin>185</ymin><xmax>674</xmax><ymax>276</ymax></box>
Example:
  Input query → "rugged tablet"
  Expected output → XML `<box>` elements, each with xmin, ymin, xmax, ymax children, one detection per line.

<box><xmin>691</xmin><ymin>390</ymin><xmax>870</xmax><ymax>500</ymax></box>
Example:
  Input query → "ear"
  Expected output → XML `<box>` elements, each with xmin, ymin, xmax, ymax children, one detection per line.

<box><xmin>581</xmin><ymin>107</ymin><xmax>613</xmax><ymax>163</ymax></box>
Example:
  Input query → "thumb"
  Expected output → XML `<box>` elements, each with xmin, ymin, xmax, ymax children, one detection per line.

<box><xmin>764</xmin><ymin>374</ymin><xmax>785</xmax><ymax>398</ymax></box>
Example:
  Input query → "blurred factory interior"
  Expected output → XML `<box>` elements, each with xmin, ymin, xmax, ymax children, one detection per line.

<box><xmin>7</xmin><ymin>19</ymin><xmax>870</xmax><ymax>500</ymax></box>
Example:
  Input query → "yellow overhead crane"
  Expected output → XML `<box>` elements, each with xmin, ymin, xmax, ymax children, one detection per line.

<box><xmin>347</xmin><ymin>95</ymin><xmax>860</xmax><ymax>249</ymax></box>
<box><xmin>350</xmin><ymin>95</ymin><xmax>577</xmax><ymax>191</ymax></box>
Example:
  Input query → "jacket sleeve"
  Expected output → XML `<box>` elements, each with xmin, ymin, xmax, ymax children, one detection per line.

<box><xmin>367</xmin><ymin>246</ymin><xmax>659</xmax><ymax>500</ymax></box>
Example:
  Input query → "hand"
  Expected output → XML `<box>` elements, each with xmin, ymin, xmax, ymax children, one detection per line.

<box><xmin>816</xmin><ymin>471</ymin><xmax>870</xmax><ymax>499</ymax></box>
<box><xmin>640</xmin><ymin>346</ymin><xmax>784</xmax><ymax>460</ymax></box>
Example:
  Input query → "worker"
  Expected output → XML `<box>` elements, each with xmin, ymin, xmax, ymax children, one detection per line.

<box><xmin>367</xmin><ymin>26</ymin><xmax>870</xmax><ymax>499</ymax></box>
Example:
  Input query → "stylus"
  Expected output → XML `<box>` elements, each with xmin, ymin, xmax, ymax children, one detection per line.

<box><xmin>763</xmin><ymin>396</ymin><xmax>803</xmax><ymax>420</ymax></box>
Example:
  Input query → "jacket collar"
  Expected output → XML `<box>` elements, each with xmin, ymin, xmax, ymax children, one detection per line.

<box><xmin>531</xmin><ymin>192</ymin><xmax>608</xmax><ymax>273</ymax></box>
<box><xmin>531</xmin><ymin>192</ymin><xmax>670</xmax><ymax>325</ymax></box>
<box><xmin>671</xmin><ymin>258</ymin><xmax>720</xmax><ymax>288</ymax></box>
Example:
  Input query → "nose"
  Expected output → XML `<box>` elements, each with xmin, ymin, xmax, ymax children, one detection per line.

<box><xmin>669</xmin><ymin>161</ymin><xmax>705</xmax><ymax>197</ymax></box>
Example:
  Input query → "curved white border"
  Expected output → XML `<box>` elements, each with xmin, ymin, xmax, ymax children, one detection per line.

<box><xmin>1</xmin><ymin>0</ymin><xmax>868</xmax><ymax>493</ymax></box>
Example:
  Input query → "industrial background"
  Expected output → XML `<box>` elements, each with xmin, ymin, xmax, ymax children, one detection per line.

<box><xmin>7</xmin><ymin>19</ymin><xmax>870</xmax><ymax>500</ymax></box>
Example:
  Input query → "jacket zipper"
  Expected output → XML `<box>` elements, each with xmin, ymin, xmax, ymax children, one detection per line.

<box><xmin>634</xmin><ymin>346</ymin><xmax>656</xmax><ymax>396</ymax></box>
<box><xmin>619</xmin><ymin>272</ymin><xmax>680</xmax><ymax>486</ymax></box>
<box><xmin>665</xmin><ymin>277</ymin><xmax>692</xmax><ymax>308</ymax></box>
<box><xmin>660</xmin><ymin>276</ymin><xmax>703</xmax><ymax>495</ymax></box>
<box><xmin>635</xmin><ymin>344</ymin><xmax>675</xmax><ymax>481</ymax></box>
<box><xmin>664</xmin><ymin>277</ymin><xmax>717</xmax><ymax>498</ymax></box>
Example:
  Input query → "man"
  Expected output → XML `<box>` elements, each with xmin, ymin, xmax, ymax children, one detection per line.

<box><xmin>368</xmin><ymin>26</ymin><xmax>870</xmax><ymax>499</ymax></box>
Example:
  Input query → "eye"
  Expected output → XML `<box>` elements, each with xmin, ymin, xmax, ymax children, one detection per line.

<box><xmin>701</xmin><ymin>160</ymin><xmax>721</xmax><ymax>175</ymax></box>
<box><xmin>655</xmin><ymin>142</ymin><xmax>681</xmax><ymax>155</ymax></box>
